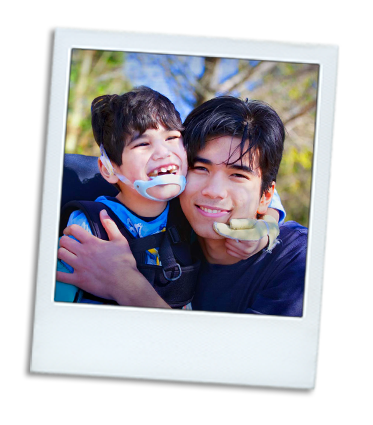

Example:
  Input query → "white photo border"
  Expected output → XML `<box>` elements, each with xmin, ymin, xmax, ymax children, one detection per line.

<box><xmin>30</xmin><ymin>28</ymin><xmax>338</xmax><ymax>389</ymax></box>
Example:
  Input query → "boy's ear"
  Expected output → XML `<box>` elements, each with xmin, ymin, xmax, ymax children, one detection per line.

<box><xmin>98</xmin><ymin>158</ymin><xmax>119</xmax><ymax>184</ymax></box>
<box><xmin>257</xmin><ymin>182</ymin><xmax>275</xmax><ymax>215</ymax></box>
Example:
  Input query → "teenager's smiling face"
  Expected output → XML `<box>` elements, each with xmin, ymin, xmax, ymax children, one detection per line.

<box><xmin>115</xmin><ymin>124</ymin><xmax>187</xmax><ymax>200</ymax></box>
<box><xmin>180</xmin><ymin>135</ymin><xmax>272</xmax><ymax>240</ymax></box>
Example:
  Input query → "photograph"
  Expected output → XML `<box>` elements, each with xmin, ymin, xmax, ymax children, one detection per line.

<box><xmin>56</xmin><ymin>48</ymin><xmax>319</xmax><ymax>316</ymax></box>
<box><xmin>30</xmin><ymin>28</ymin><xmax>337</xmax><ymax>390</ymax></box>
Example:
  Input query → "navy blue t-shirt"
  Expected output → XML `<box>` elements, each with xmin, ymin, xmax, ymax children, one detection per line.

<box><xmin>191</xmin><ymin>221</ymin><xmax>307</xmax><ymax>317</ymax></box>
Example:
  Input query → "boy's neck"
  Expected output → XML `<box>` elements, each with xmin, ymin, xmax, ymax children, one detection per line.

<box><xmin>116</xmin><ymin>188</ymin><xmax>168</xmax><ymax>217</ymax></box>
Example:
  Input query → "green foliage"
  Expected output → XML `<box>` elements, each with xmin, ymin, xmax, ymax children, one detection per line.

<box><xmin>277</xmin><ymin>146</ymin><xmax>313</xmax><ymax>227</ymax></box>
<box><xmin>65</xmin><ymin>49</ymin><xmax>132</xmax><ymax>157</ymax></box>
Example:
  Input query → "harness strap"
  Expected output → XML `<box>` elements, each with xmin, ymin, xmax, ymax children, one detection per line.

<box><xmin>158</xmin><ymin>232</ymin><xmax>182</xmax><ymax>282</ymax></box>
<box><xmin>59</xmin><ymin>199</ymin><xmax>200</xmax><ymax>308</ymax></box>
<box><xmin>62</xmin><ymin>200</ymin><xmax>166</xmax><ymax>251</ymax></box>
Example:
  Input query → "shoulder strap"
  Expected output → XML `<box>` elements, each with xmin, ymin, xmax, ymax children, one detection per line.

<box><xmin>60</xmin><ymin>200</ymin><xmax>129</xmax><ymax>240</ymax></box>
<box><xmin>160</xmin><ymin>198</ymin><xmax>193</xmax><ymax>266</ymax></box>
<box><xmin>166</xmin><ymin>198</ymin><xmax>191</xmax><ymax>242</ymax></box>
<box><xmin>60</xmin><ymin>200</ymin><xmax>167</xmax><ymax>252</ymax></box>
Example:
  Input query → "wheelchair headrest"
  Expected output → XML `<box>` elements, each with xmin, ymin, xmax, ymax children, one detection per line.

<box><xmin>61</xmin><ymin>154</ymin><xmax>118</xmax><ymax>207</ymax></box>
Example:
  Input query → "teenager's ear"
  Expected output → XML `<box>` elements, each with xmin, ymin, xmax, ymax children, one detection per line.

<box><xmin>257</xmin><ymin>182</ymin><xmax>275</xmax><ymax>215</ymax></box>
<box><xmin>98</xmin><ymin>158</ymin><xmax>119</xmax><ymax>184</ymax></box>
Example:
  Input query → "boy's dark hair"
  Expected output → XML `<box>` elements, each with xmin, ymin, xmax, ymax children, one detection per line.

<box><xmin>182</xmin><ymin>96</ymin><xmax>285</xmax><ymax>194</ymax></box>
<box><xmin>91</xmin><ymin>86</ymin><xmax>183</xmax><ymax>165</ymax></box>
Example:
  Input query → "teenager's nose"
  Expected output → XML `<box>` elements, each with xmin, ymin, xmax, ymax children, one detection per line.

<box><xmin>152</xmin><ymin>141</ymin><xmax>171</xmax><ymax>160</ymax></box>
<box><xmin>201</xmin><ymin>174</ymin><xmax>227</xmax><ymax>199</ymax></box>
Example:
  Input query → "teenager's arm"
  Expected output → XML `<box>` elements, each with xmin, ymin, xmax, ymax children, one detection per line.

<box><xmin>244</xmin><ymin>241</ymin><xmax>307</xmax><ymax>317</ymax></box>
<box><xmin>56</xmin><ymin>210</ymin><xmax>171</xmax><ymax>309</ymax></box>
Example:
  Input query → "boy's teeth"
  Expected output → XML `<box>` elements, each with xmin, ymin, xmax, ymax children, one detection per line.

<box><xmin>148</xmin><ymin>165</ymin><xmax>178</xmax><ymax>177</ymax></box>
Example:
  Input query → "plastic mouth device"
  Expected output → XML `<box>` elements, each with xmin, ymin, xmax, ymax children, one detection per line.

<box><xmin>99</xmin><ymin>145</ymin><xmax>186</xmax><ymax>202</ymax></box>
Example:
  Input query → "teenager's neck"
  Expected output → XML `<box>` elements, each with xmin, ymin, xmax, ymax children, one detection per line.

<box><xmin>116</xmin><ymin>189</ymin><xmax>167</xmax><ymax>217</ymax></box>
<box><xmin>197</xmin><ymin>236</ymin><xmax>241</xmax><ymax>265</ymax></box>
<box><xmin>198</xmin><ymin>233</ymin><xmax>270</xmax><ymax>265</ymax></box>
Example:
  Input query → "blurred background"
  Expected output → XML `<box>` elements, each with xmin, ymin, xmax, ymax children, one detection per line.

<box><xmin>65</xmin><ymin>49</ymin><xmax>319</xmax><ymax>227</ymax></box>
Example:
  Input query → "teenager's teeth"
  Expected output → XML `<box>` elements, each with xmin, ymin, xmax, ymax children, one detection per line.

<box><xmin>200</xmin><ymin>207</ymin><xmax>221</xmax><ymax>213</ymax></box>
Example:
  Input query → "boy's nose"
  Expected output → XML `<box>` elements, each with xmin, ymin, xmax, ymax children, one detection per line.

<box><xmin>152</xmin><ymin>142</ymin><xmax>171</xmax><ymax>160</ymax></box>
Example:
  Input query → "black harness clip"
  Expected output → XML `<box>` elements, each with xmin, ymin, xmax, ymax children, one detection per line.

<box><xmin>168</xmin><ymin>225</ymin><xmax>182</xmax><ymax>244</ymax></box>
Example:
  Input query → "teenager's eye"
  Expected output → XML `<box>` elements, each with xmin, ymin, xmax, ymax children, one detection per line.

<box><xmin>191</xmin><ymin>165</ymin><xmax>208</xmax><ymax>173</ymax></box>
<box><xmin>231</xmin><ymin>173</ymin><xmax>249</xmax><ymax>180</ymax></box>
<box><xmin>166</xmin><ymin>136</ymin><xmax>180</xmax><ymax>141</ymax></box>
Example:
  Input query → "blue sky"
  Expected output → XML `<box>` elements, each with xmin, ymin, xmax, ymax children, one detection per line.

<box><xmin>123</xmin><ymin>52</ymin><xmax>260</xmax><ymax>121</ymax></box>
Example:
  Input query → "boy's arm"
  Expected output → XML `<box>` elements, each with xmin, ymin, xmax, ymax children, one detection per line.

<box><xmin>57</xmin><ymin>210</ymin><xmax>171</xmax><ymax>309</ymax></box>
<box><xmin>216</xmin><ymin>188</ymin><xmax>285</xmax><ymax>260</ymax></box>
<box><xmin>269</xmin><ymin>188</ymin><xmax>286</xmax><ymax>224</ymax></box>
<box><xmin>215</xmin><ymin>215</ymin><xmax>280</xmax><ymax>260</ymax></box>
<box><xmin>265</xmin><ymin>207</ymin><xmax>280</xmax><ymax>222</ymax></box>
<box><xmin>54</xmin><ymin>210</ymin><xmax>93</xmax><ymax>302</ymax></box>
<box><xmin>55</xmin><ymin>253</ymin><xmax>79</xmax><ymax>302</ymax></box>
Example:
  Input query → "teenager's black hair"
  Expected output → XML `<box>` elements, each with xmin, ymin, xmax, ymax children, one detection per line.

<box><xmin>91</xmin><ymin>86</ymin><xmax>183</xmax><ymax>165</ymax></box>
<box><xmin>182</xmin><ymin>96</ymin><xmax>285</xmax><ymax>194</ymax></box>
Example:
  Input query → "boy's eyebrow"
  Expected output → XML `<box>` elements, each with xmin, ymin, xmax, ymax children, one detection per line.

<box><xmin>127</xmin><ymin>133</ymin><xmax>147</xmax><ymax>145</ymax></box>
<box><xmin>193</xmin><ymin>156</ymin><xmax>255</xmax><ymax>174</ymax></box>
<box><xmin>127</xmin><ymin>129</ymin><xmax>181</xmax><ymax>146</ymax></box>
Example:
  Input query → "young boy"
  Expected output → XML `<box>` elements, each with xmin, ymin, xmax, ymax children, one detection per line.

<box><xmin>55</xmin><ymin>86</ymin><xmax>285</xmax><ymax>307</ymax></box>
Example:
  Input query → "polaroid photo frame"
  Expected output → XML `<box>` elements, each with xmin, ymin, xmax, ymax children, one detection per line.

<box><xmin>30</xmin><ymin>28</ymin><xmax>338</xmax><ymax>389</ymax></box>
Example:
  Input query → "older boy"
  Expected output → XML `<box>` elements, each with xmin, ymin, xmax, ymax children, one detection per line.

<box><xmin>180</xmin><ymin>97</ymin><xmax>307</xmax><ymax>316</ymax></box>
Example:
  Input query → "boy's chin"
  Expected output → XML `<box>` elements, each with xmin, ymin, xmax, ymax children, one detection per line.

<box><xmin>146</xmin><ymin>184</ymin><xmax>181</xmax><ymax>200</ymax></box>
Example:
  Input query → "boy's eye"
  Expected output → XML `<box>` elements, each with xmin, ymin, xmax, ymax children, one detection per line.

<box><xmin>133</xmin><ymin>142</ymin><xmax>149</xmax><ymax>148</ymax></box>
<box><xmin>166</xmin><ymin>135</ymin><xmax>180</xmax><ymax>141</ymax></box>
<box><xmin>166</xmin><ymin>131</ymin><xmax>182</xmax><ymax>141</ymax></box>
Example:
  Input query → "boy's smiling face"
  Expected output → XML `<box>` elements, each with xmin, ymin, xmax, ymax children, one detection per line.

<box><xmin>114</xmin><ymin>124</ymin><xmax>187</xmax><ymax>201</ymax></box>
